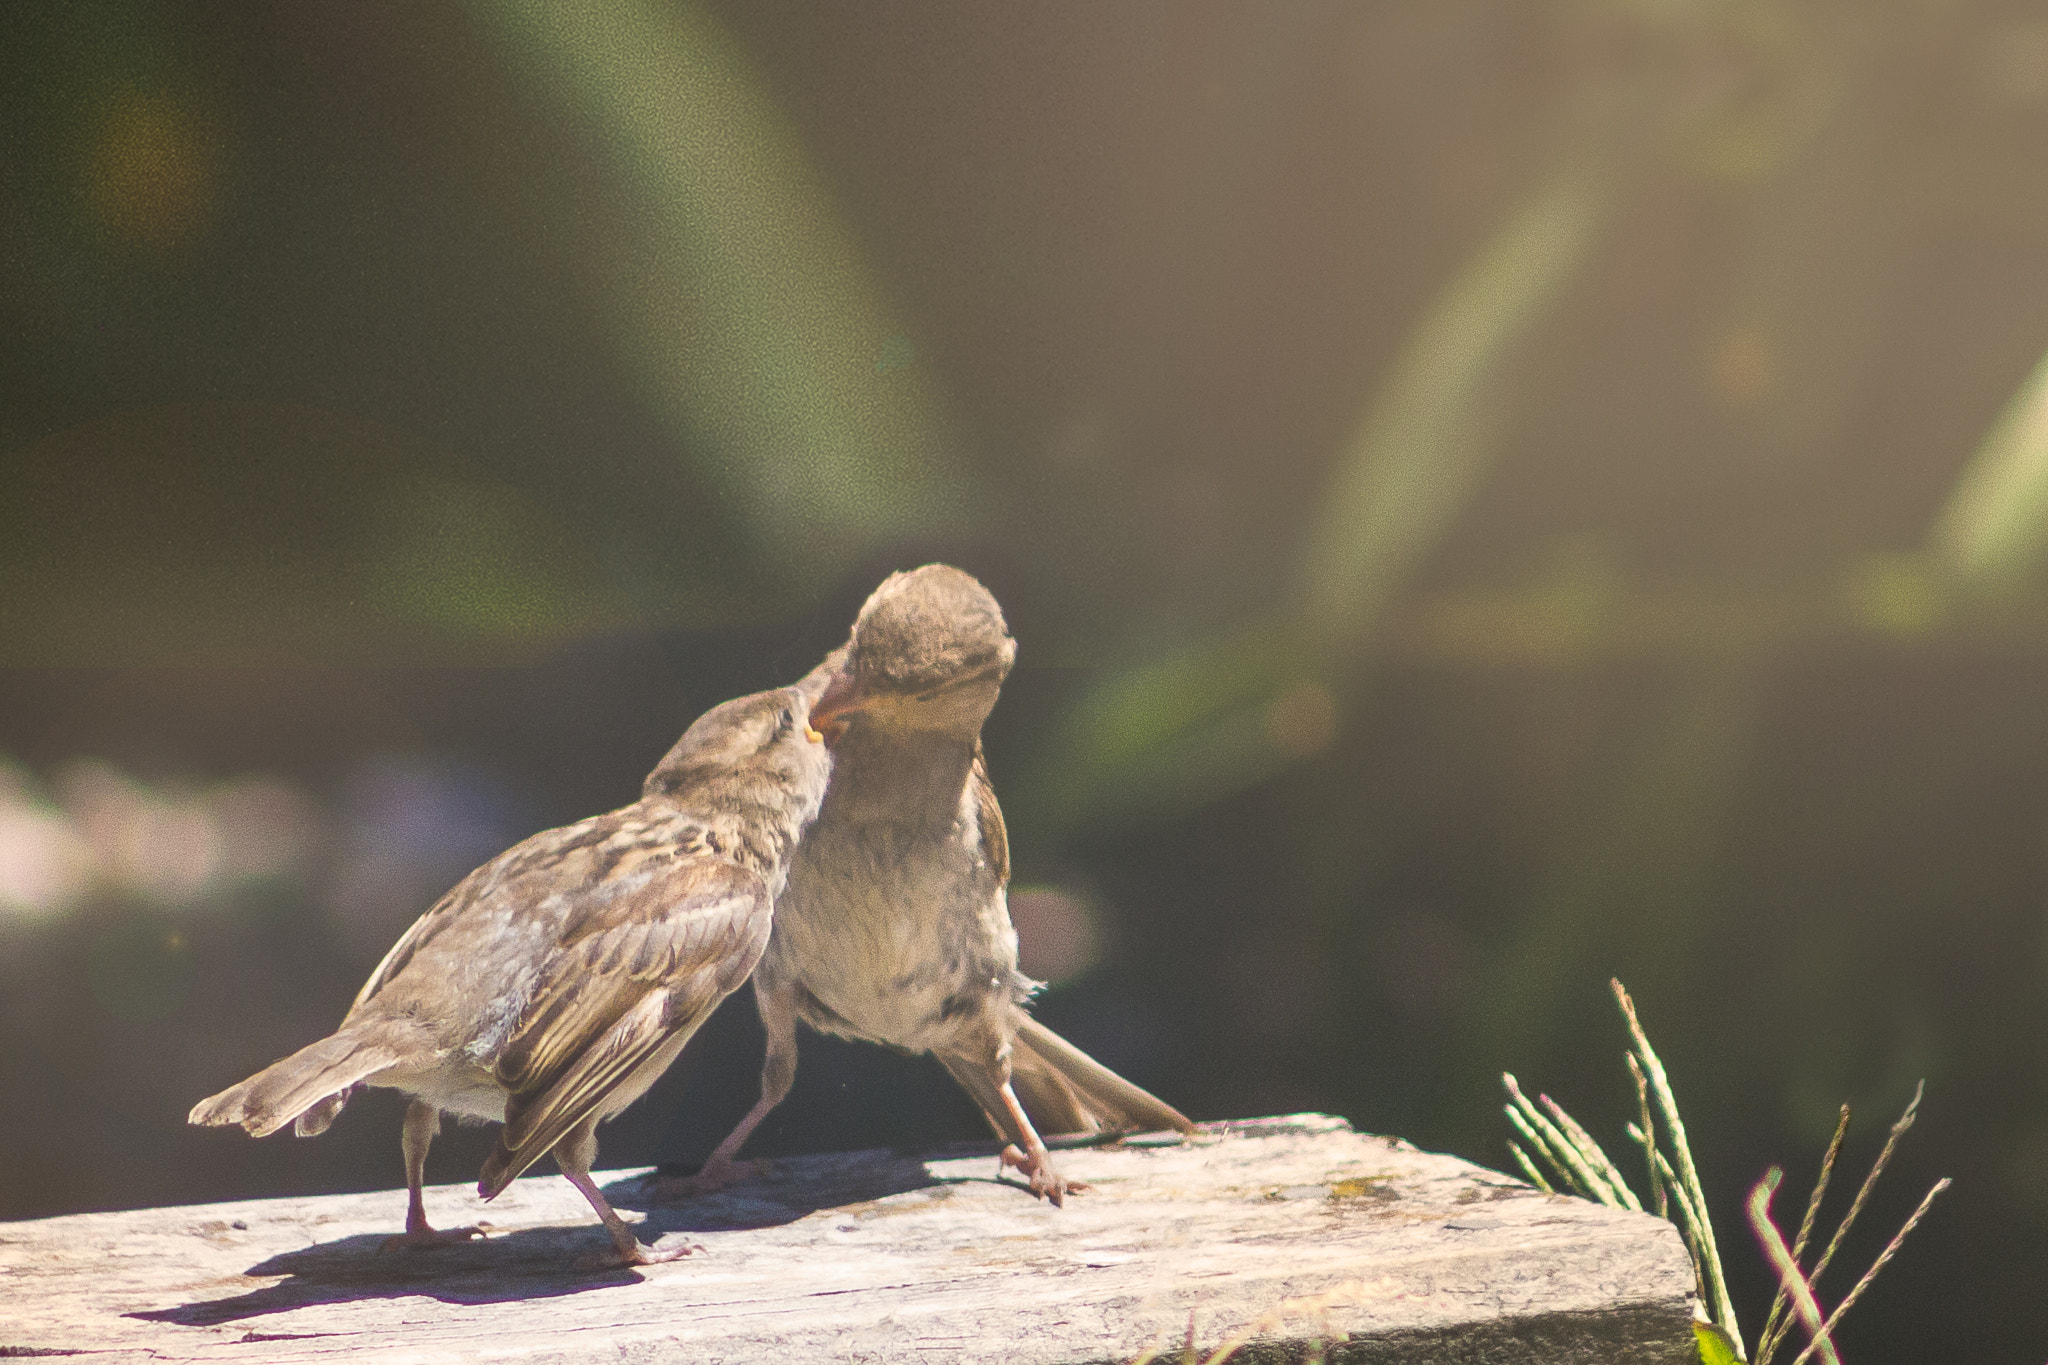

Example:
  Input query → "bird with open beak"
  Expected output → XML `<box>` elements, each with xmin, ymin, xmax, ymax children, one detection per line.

<box><xmin>659</xmin><ymin>564</ymin><xmax>1194</xmax><ymax>1205</ymax></box>
<box><xmin>190</xmin><ymin>685</ymin><xmax>832</xmax><ymax>1265</ymax></box>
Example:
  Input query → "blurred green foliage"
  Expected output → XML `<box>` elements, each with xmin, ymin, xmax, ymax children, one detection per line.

<box><xmin>476</xmin><ymin>0</ymin><xmax>973</xmax><ymax>587</ymax></box>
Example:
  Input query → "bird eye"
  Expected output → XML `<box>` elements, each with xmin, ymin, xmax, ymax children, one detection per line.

<box><xmin>773</xmin><ymin>707</ymin><xmax>794</xmax><ymax>738</ymax></box>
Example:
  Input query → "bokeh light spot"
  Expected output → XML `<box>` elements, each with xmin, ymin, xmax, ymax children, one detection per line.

<box><xmin>0</xmin><ymin>757</ymin><xmax>320</xmax><ymax>924</ymax></box>
<box><xmin>1008</xmin><ymin>885</ymin><xmax>1101</xmax><ymax>984</ymax></box>
<box><xmin>0</xmin><ymin>762</ymin><xmax>96</xmax><ymax>925</ymax></box>
<box><xmin>60</xmin><ymin>761</ymin><xmax>223</xmax><ymax>906</ymax></box>
<box><xmin>1709</xmin><ymin>324</ymin><xmax>1777</xmax><ymax>410</ymax></box>
<box><xmin>83</xmin><ymin>87</ymin><xmax>219</xmax><ymax>250</ymax></box>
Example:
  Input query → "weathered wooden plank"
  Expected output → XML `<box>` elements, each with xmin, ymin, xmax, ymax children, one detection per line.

<box><xmin>0</xmin><ymin>1115</ymin><xmax>1697</xmax><ymax>1363</ymax></box>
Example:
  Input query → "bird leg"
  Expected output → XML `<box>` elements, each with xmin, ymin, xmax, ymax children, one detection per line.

<box><xmin>652</xmin><ymin>982</ymin><xmax>798</xmax><ymax>1202</ymax></box>
<box><xmin>379</xmin><ymin>1101</ymin><xmax>485</xmax><ymax>1251</ymax></box>
<box><xmin>994</xmin><ymin>1067</ymin><xmax>1086</xmax><ymax>1207</ymax></box>
<box><xmin>557</xmin><ymin>1116</ymin><xmax>696</xmax><ymax>1267</ymax></box>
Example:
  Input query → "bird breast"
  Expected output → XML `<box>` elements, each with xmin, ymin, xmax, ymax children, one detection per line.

<box><xmin>770</xmin><ymin>814</ymin><xmax>1016</xmax><ymax>1053</ymax></box>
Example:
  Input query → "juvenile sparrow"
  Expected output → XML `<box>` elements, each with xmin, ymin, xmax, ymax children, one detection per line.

<box><xmin>190</xmin><ymin>685</ymin><xmax>831</xmax><ymax>1265</ymax></box>
<box><xmin>661</xmin><ymin>565</ymin><xmax>1194</xmax><ymax>1206</ymax></box>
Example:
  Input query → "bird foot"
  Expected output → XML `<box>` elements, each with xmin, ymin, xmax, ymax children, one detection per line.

<box><xmin>649</xmin><ymin>1156</ymin><xmax>764</xmax><ymax>1203</ymax></box>
<box><xmin>999</xmin><ymin>1143</ymin><xmax>1085</xmax><ymax>1206</ymax></box>
<box><xmin>378</xmin><ymin>1224</ymin><xmax>486</xmax><ymax>1253</ymax></box>
<box><xmin>578</xmin><ymin>1237</ymin><xmax>703</xmax><ymax>1271</ymax></box>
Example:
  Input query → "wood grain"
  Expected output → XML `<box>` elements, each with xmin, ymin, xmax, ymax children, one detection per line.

<box><xmin>0</xmin><ymin>1115</ymin><xmax>1697</xmax><ymax>1363</ymax></box>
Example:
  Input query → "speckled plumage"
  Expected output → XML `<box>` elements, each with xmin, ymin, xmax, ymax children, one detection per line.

<box><xmin>666</xmin><ymin>565</ymin><xmax>1194</xmax><ymax>1206</ymax></box>
<box><xmin>190</xmin><ymin>685</ymin><xmax>831</xmax><ymax>1265</ymax></box>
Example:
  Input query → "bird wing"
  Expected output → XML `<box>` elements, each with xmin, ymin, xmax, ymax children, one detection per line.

<box><xmin>348</xmin><ymin>862</ymin><xmax>487</xmax><ymax>1014</ymax></box>
<box><xmin>972</xmin><ymin>743</ymin><xmax>1009</xmax><ymax>884</ymax></box>
<box><xmin>346</xmin><ymin>809</ymin><xmax>725</xmax><ymax>1016</ymax></box>
<box><xmin>477</xmin><ymin>853</ymin><xmax>773</xmax><ymax>1198</ymax></box>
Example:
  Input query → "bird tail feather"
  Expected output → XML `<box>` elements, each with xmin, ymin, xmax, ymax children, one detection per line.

<box><xmin>188</xmin><ymin>1032</ymin><xmax>401</xmax><ymax>1139</ymax></box>
<box><xmin>940</xmin><ymin>1016</ymin><xmax>1197</xmax><ymax>1144</ymax></box>
<box><xmin>1009</xmin><ymin>1016</ymin><xmax>1197</xmax><ymax>1137</ymax></box>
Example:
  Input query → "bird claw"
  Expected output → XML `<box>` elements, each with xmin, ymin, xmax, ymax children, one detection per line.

<box><xmin>999</xmin><ymin>1143</ymin><xmax>1084</xmax><ymax>1206</ymax></box>
<box><xmin>378</xmin><ymin>1224</ymin><xmax>485</xmax><ymax>1253</ymax></box>
<box><xmin>649</xmin><ymin>1157</ymin><xmax>763</xmax><ymax>1203</ymax></box>
<box><xmin>578</xmin><ymin>1238</ymin><xmax>703</xmax><ymax>1271</ymax></box>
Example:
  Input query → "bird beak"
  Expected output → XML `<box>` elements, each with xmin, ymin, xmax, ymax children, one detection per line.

<box><xmin>808</xmin><ymin>669</ymin><xmax>867</xmax><ymax>746</ymax></box>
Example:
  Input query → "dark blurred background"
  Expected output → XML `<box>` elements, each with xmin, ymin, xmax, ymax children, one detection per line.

<box><xmin>3</xmin><ymin>1</ymin><xmax>2045</xmax><ymax>1358</ymax></box>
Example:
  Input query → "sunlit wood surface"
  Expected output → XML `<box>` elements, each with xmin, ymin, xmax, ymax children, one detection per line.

<box><xmin>0</xmin><ymin>1114</ymin><xmax>1694</xmax><ymax>1364</ymax></box>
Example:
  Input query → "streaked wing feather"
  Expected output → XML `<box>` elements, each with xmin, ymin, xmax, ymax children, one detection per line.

<box><xmin>348</xmin><ymin>873</ymin><xmax>473</xmax><ymax>1013</ymax></box>
<box><xmin>482</xmin><ymin>857</ymin><xmax>772</xmax><ymax>1190</ymax></box>
<box><xmin>482</xmin><ymin>985</ymin><xmax>715</xmax><ymax>1195</ymax></box>
<box><xmin>347</xmin><ymin>809</ymin><xmax>630</xmax><ymax>1013</ymax></box>
<box><xmin>972</xmin><ymin>744</ymin><xmax>1008</xmax><ymax>885</ymax></box>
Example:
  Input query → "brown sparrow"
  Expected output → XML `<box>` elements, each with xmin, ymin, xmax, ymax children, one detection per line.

<box><xmin>661</xmin><ymin>565</ymin><xmax>1194</xmax><ymax>1206</ymax></box>
<box><xmin>190</xmin><ymin>684</ymin><xmax>831</xmax><ymax>1265</ymax></box>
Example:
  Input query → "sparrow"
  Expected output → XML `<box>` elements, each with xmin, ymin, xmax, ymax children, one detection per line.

<box><xmin>659</xmin><ymin>565</ymin><xmax>1194</xmax><ymax>1206</ymax></box>
<box><xmin>189</xmin><ymin>684</ymin><xmax>831</xmax><ymax>1266</ymax></box>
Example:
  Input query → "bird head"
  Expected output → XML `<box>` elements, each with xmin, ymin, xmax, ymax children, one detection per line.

<box><xmin>810</xmin><ymin>564</ymin><xmax>1016</xmax><ymax>745</ymax></box>
<box><xmin>643</xmin><ymin>685</ymin><xmax>832</xmax><ymax>824</ymax></box>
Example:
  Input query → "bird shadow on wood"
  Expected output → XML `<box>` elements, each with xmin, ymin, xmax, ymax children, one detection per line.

<box><xmin>615</xmin><ymin>1142</ymin><xmax>1004</xmax><ymax>1229</ymax></box>
<box><xmin>125</xmin><ymin>1149</ymin><xmax>958</xmax><ymax>1328</ymax></box>
<box><xmin>126</xmin><ymin>1225</ymin><xmax>649</xmax><ymax>1326</ymax></box>
<box><xmin>624</xmin><ymin>1131</ymin><xmax>1143</xmax><ymax>1223</ymax></box>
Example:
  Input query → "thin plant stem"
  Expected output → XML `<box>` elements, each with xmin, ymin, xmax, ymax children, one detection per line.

<box><xmin>1653</xmin><ymin>1148</ymin><xmax>1714</xmax><ymax>1309</ymax></box>
<box><xmin>1504</xmin><ymin>1078</ymin><xmax>1591</xmax><ymax>1194</ymax></box>
<box><xmin>1625</xmin><ymin>1121</ymin><xmax>1666</xmax><ymax>1220</ymax></box>
<box><xmin>1508</xmin><ymin>1140</ymin><xmax>1555</xmax><ymax>1193</ymax></box>
<box><xmin>1540</xmin><ymin>1092</ymin><xmax>1644</xmax><ymax>1212</ymax></box>
<box><xmin>1614</xmin><ymin>979</ymin><xmax>1740</xmax><ymax>1350</ymax></box>
<box><xmin>1504</xmin><ymin>1073</ymin><xmax>1620</xmax><ymax>1206</ymax></box>
<box><xmin>1806</xmin><ymin>1082</ymin><xmax>1923</xmax><ymax>1296</ymax></box>
<box><xmin>1790</xmin><ymin>1107</ymin><xmax>1853</xmax><ymax>1268</ymax></box>
<box><xmin>1787</xmin><ymin>1178</ymin><xmax>1951</xmax><ymax>1365</ymax></box>
<box><xmin>1747</xmin><ymin>1169</ymin><xmax>1841</xmax><ymax>1365</ymax></box>
<box><xmin>1504</xmin><ymin>1100</ymin><xmax>1576</xmax><ymax>1191</ymax></box>
<box><xmin>1628</xmin><ymin>1053</ymin><xmax>1667</xmax><ymax>1220</ymax></box>
<box><xmin>1757</xmin><ymin>1105</ymin><xmax>1852</xmax><ymax>1365</ymax></box>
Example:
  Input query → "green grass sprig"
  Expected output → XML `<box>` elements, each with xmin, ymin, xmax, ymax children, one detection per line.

<box><xmin>1500</xmin><ymin>981</ymin><xmax>1950</xmax><ymax>1364</ymax></box>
